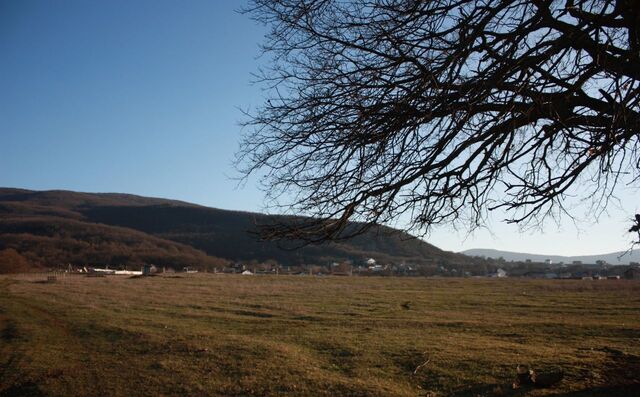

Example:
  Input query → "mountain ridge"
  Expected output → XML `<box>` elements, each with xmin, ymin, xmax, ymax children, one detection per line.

<box><xmin>461</xmin><ymin>248</ymin><xmax>639</xmax><ymax>265</ymax></box>
<box><xmin>0</xmin><ymin>187</ymin><xmax>475</xmax><ymax>271</ymax></box>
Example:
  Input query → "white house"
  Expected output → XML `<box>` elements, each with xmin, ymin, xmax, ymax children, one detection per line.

<box><xmin>490</xmin><ymin>268</ymin><xmax>507</xmax><ymax>278</ymax></box>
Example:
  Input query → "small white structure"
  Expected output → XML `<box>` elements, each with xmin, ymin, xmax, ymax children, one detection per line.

<box><xmin>114</xmin><ymin>270</ymin><xmax>142</xmax><ymax>275</ymax></box>
<box><xmin>143</xmin><ymin>264</ymin><xmax>157</xmax><ymax>275</ymax></box>
<box><xmin>242</xmin><ymin>270</ymin><xmax>254</xmax><ymax>275</ymax></box>
<box><xmin>490</xmin><ymin>268</ymin><xmax>507</xmax><ymax>278</ymax></box>
<box><xmin>88</xmin><ymin>267</ymin><xmax>116</xmax><ymax>275</ymax></box>
<box><xmin>366</xmin><ymin>258</ymin><xmax>376</xmax><ymax>266</ymax></box>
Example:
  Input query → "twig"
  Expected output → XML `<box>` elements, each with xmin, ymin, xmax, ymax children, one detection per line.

<box><xmin>413</xmin><ymin>358</ymin><xmax>431</xmax><ymax>375</ymax></box>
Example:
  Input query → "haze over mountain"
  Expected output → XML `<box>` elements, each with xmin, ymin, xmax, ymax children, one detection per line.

<box><xmin>0</xmin><ymin>188</ymin><xmax>475</xmax><ymax>271</ymax></box>
<box><xmin>461</xmin><ymin>248</ymin><xmax>639</xmax><ymax>265</ymax></box>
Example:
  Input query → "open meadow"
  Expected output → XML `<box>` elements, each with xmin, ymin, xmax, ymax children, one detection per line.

<box><xmin>1</xmin><ymin>274</ymin><xmax>639</xmax><ymax>397</ymax></box>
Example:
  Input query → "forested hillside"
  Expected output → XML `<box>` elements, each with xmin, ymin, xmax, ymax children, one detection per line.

<box><xmin>0</xmin><ymin>188</ymin><xmax>474</xmax><ymax>271</ymax></box>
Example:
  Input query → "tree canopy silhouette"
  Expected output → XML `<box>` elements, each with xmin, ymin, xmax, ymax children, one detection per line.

<box><xmin>238</xmin><ymin>0</ymin><xmax>640</xmax><ymax>243</ymax></box>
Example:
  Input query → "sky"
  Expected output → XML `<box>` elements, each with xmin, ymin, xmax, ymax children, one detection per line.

<box><xmin>1</xmin><ymin>0</ymin><xmax>638</xmax><ymax>258</ymax></box>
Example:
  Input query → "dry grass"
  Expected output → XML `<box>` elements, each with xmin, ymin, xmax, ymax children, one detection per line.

<box><xmin>1</xmin><ymin>274</ymin><xmax>639</xmax><ymax>396</ymax></box>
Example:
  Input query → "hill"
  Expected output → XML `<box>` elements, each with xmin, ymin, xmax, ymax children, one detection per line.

<box><xmin>0</xmin><ymin>188</ymin><xmax>473</xmax><ymax>271</ymax></box>
<box><xmin>462</xmin><ymin>248</ymin><xmax>640</xmax><ymax>265</ymax></box>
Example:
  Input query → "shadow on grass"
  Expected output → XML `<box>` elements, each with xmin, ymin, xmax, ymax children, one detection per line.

<box><xmin>448</xmin><ymin>383</ymin><xmax>640</xmax><ymax>397</ymax></box>
<box><xmin>447</xmin><ymin>382</ymin><xmax>523</xmax><ymax>396</ymax></box>
<box><xmin>1</xmin><ymin>322</ymin><xmax>18</xmax><ymax>341</ymax></box>
<box><xmin>0</xmin><ymin>382</ymin><xmax>45</xmax><ymax>397</ymax></box>
<box><xmin>0</xmin><ymin>352</ymin><xmax>45</xmax><ymax>397</ymax></box>
<box><xmin>448</xmin><ymin>349</ymin><xmax>640</xmax><ymax>397</ymax></box>
<box><xmin>546</xmin><ymin>383</ymin><xmax>640</xmax><ymax>396</ymax></box>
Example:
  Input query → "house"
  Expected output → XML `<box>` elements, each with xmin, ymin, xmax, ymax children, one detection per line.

<box><xmin>142</xmin><ymin>264</ymin><xmax>157</xmax><ymax>275</ymax></box>
<box><xmin>308</xmin><ymin>265</ymin><xmax>328</xmax><ymax>275</ymax></box>
<box><xmin>331</xmin><ymin>262</ymin><xmax>352</xmax><ymax>276</ymax></box>
<box><xmin>241</xmin><ymin>270</ymin><xmax>254</xmax><ymax>275</ymax></box>
<box><xmin>369</xmin><ymin>264</ymin><xmax>384</xmax><ymax>272</ymax></box>
<box><xmin>624</xmin><ymin>267</ymin><xmax>640</xmax><ymax>280</ymax></box>
<box><xmin>490</xmin><ymin>268</ymin><xmax>507</xmax><ymax>278</ymax></box>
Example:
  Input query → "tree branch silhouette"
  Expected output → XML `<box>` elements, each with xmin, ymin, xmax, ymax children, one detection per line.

<box><xmin>238</xmin><ymin>0</ymin><xmax>640</xmax><ymax>243</ymax></box>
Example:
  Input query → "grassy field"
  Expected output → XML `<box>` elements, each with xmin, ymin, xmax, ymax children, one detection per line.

<box><xmin>0</xmin><ymin>274</ymin><xmax>639</xmax><ymax>396</ymax></box>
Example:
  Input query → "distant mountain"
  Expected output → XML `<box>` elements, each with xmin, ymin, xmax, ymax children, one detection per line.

<box><xmin>0</xmin><ymin>188</ymin><xmax>474</xmax><ymax>271</ymax></box>
<box><xmin>461</xmin><ymin>248</ymin><xmax>640</xmax><ymax>265</ymax></box>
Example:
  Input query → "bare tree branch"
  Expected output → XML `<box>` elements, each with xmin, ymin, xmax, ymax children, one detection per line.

<box><xmin>238</xmin><ymin>0</ymin><xmax>640</xmax><ymax>243</ymax></box>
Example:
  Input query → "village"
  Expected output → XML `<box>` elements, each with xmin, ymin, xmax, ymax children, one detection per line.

<box><xmin>74</xmin><ymin>256</ymin><xmax>640</xmax><ymax>280</ymax></box>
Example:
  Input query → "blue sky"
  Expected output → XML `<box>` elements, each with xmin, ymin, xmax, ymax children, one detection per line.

<box><xmin>1</xmin><ymin>0</ymin><xmax>637</xmax><ymax>257</ymax></box>
<box><xmin>1</xmin><ymin>0</ymin><xmax>264</xmax><ymax>208</ymax></box>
